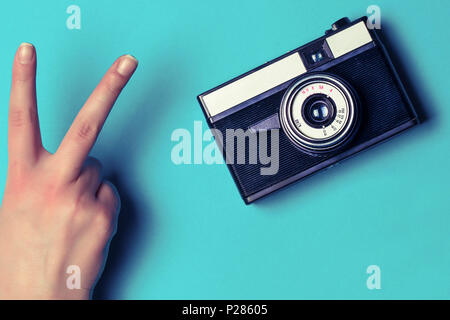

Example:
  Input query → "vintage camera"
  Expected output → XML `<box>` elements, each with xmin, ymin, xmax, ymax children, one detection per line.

<box><xmin>197</xmin><ymin>17</ymin><xmax>419</xmax><ymax>204</ymax></box>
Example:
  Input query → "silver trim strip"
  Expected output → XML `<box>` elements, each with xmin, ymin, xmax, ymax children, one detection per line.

<box><xmin>200</xmin><ymin>53</ymin><xmax>306</xmax><ymax>118</ymax></box>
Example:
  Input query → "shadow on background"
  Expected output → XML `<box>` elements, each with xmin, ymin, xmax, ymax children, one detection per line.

<box><xmin>255</xmin><ymin>18</ymin><xmax>436</xmax><ymax>209</ymax></box>
<box><xmin>92</xmin><ymin>55</ymin><xmax>183</xmax><ymax>299</ymax></box>
<box><xmin>379</xmin><ymin>20</ymin><xmax>437</xmax><ymax>123</ymax></box>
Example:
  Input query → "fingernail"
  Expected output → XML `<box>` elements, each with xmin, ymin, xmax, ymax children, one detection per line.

<box><xmin>18</xmin><ymin>43</ymin><xmax>34</xmax><ymax>64</ymax></box>
<box><xmin>116</xmin><ymin>55</ymin><xmax>138</xmax><ymax>76</ymax></box>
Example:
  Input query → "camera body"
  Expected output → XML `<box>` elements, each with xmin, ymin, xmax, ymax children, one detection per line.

<box><xmin>198</xmin><ymin>17</ymin><xmax>419</xmax><ymax>204</ymax></box>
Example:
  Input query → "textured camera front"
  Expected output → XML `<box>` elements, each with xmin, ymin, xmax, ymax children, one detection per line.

<box><xmin>212</xmin><ymin>47</ymin><xmax>414</xmax><ymax>198</ymax></box>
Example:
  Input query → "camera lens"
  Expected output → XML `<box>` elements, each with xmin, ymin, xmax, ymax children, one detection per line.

<box><xmin>302</xmin><ymin>94</ymin><xmax>336</xmax><ymax>127</ymax></box>
<box><xmin>311</xmin><ymin>103</ymin><xmax>328</xmax><ymax>121</ymax></box>
<box><xmin>279</xmin><ymin>73</ymin><xmax>360</xmax><ymax>155</ymax></box>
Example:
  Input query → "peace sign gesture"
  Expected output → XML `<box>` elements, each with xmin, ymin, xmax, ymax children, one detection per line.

<box><xmin>0</xmin><ymin>43</ymin><xmax>138</xmax><ymax>299</ymax></box>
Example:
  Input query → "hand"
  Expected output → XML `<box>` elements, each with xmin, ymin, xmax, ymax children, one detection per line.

<box><xmin>0</xmin><ymin>43</ymin><xmax>138</xmax><ymax>299</ymax></box>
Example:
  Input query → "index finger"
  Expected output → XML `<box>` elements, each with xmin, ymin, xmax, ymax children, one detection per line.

<box><xmin>56</xmin><ymin>55</ymin><xmax>138</xmax><ymax>180</ymax></box>
<box><xmin>8</xmin><ymin>43</ymin><xmax>43</xmax><ymax>166</ymax></box>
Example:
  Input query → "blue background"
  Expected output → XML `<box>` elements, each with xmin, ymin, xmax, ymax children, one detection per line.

<box><xmin>0</xmin><ymin>0</ymin><xmax>449</xmax><ymax>299</ymax></box>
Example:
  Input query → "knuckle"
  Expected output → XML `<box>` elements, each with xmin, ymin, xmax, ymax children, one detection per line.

<box><xmin>103</xmin><ymin>74</ymin><xmax>123</xmax><ymax>97</ymax></box>
<box><xmin>9</xmin><ymin>109</ymin><xmax>26</xmax><ymax>127</ymax></box>
<box><xmin>75</xmin><ymin>120</ymin><xmax>99</xmax><ymax>142</ymax></box>
<box><xmin>94</xmin><ymin>206</ymin><xmax>114</xmax><ymax>234</ymax></box>
<box><xmin>103</xmin><ymin>183</ymin><xmax>120</xmax><ymax>212</ymax></box>
<box><xmin>51</xmin><ymin>165</ymin><xmax>72</xmax><ymax>186</ymax></box>
<box><xmin>8</xmin><ymin>158</ymin><xmax>26</xmax><ymax>174</ymax></box>
<box><xmin>6</xmin><ymin>162</ymin><xmax>29</xmax><ymax>190</ymax></box>
<box><xmin>9</xmin><ymin>107</ymin><xmax>37</xmax><ymax>127</ymax></box>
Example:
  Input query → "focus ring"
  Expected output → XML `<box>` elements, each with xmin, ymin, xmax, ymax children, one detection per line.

<box><xmin>279</xmin><ymin>73</ymin><xmax>359</xmax><ymax>154</ymax></box>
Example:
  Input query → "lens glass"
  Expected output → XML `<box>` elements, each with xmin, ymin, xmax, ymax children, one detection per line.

<box><xmin>310</xmin><ymin>102</ymin><xmax>329</xmax><ymax>122</ymax></box>
<box><xmin>301</xmin><ymin>94</ymin><xmax>336</xmax><ymax>128</ymax></box>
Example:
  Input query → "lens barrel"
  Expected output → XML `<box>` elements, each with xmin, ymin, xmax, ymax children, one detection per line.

<box><xmin>279</xmin><ymin>73</ymin><xmax>360</xmax><ymax>155</ymax></box>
